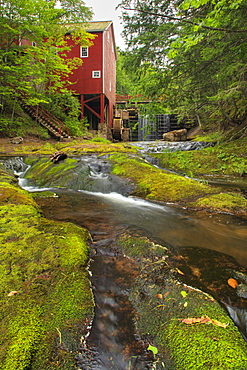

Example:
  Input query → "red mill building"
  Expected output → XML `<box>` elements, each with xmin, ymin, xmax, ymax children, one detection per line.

<box><xmin>64</xmin><ymin>21</ymin><xmax>117</xmax><ymax>137</ymax></box>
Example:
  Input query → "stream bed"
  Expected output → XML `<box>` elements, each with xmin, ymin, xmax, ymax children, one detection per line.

<box><xmin>2</xmin><ymin>154</ymin><xmax>247</xmax><ymax>369</ymax></box>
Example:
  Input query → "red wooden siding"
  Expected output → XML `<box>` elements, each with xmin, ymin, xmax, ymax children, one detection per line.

<box><xmin>63</xmin><ymin>21</ymin><xmax>117</xmax><ymax>130</ymax></box>
<box><xmin>65</xmin><ymin>32</ymin><xmax>104</xmax><ymax>94</ymax></box>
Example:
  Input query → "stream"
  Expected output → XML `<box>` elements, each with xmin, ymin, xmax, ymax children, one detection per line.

<box><xmin>2</xmin><ymin>151</ymin><xmax>247</xmax><ymax>369</ymax></box>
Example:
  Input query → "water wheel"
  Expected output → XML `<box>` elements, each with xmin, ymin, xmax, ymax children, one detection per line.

<box><xmin>112</xmin><ymin>118</ymin><xmax>123</xmax><ymax>140</ymax></box>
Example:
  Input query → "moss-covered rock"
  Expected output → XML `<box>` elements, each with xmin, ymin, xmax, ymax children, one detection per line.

<box><xmin>189</xmin><ymin>193</ymin><xmax>247</xmax><ymax>215</ymax></box>
<box><xmin>109</xmin><ymin>154</ymin><xmax>247</xmax><ymax>216</ymax></box>
<box><xmin>116</xmin><ymin>231</ymin><xmax>247</xmax><ymax>370</ymax></box>
<box><xmin>110</xmin><ymin>154</ymin><xmax>216</xmax><ymax>202</ymax></box>
<box><xmin>0</xmin><ymin>182</ymin><xmax>39</xmax><ymax>207</ymax></box>
<box><xmin>0</xmin><ymin>169</ymin><xmax>94</xmax><ymax>370</ymax></box>
<box><xmin>0</xmin><ymin>138</ymin><xmax>137</xmax><ymax>156</ymax></box>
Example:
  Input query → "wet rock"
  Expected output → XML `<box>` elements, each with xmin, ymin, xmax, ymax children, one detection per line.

<box><xmin>9</xmin><ymin>136</ymin><xmax>23</xmax><ymax>144</ymax></box>
<box><xmin>237</xmin><ymin>283</ymin><xmax>247</xmax><ymax>299</ymax></box>
<box><xmin>167</xmin><ymin>246</ymin><xmax>247</xmax><ymax>308</ymax></box>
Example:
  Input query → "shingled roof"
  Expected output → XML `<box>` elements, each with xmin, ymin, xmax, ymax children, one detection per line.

<box><xmin>85</xmin><ymin>21</ymin><xmax>112</xmax><ymax>32</ymax></box>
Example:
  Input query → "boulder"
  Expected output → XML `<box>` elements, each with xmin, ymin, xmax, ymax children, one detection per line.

<box><xmin>163</xmin><ymin>129</ymin><xmax>187</xmax><ymax>141</ymax></box>
<box><xmin>10</xmin><ymin>136</ymin><xmax>23</xmax><ymax>144</ymax></box>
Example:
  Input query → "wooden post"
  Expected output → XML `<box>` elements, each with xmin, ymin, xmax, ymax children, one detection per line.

<box><xmin>80</xmin><ymin>94</ymin><xmax>84</xmax><ymax>121</ymax></box>
<box><xmin>100</xmin><ymin>94</ymin><xmax>105</xmax><ymax>124</ymax></box>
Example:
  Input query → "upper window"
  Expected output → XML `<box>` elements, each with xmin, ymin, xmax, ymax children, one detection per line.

<box><xmin>92</xmin><ymin>71</ymin><xmax>101</xmax><ymax>78</ymax></box>
<box><xmin>80</xmin><ymin>47</ymin><xmax>88</xmax><ymax>57</ymax></box>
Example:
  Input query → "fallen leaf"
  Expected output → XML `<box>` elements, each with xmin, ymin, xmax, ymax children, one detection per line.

<box><xmin>157</xmin><ymin>294</ymin><xmax>163</xmax><ymax>299</ymax></box>
<box><xmin>176</xmin><ymin>268</ymin><xmax>185</xmax><ymax>275</ymax></box>
<box><xmin>228</xmin><ymin>278</ymin><xmax>238</xmax><ymax>289</ymax></box>
<box><xmin>180</xmin><ymin>317</ymin><xmax>210</xmax><ymax>325</ymax></box>
<box><xmin>7</xmin><ymin>291</ymin><xmax>19</xmax><ymax>297</ymax></box>
<box><xmin>179</xmin><ymin>315</ymin><xmax>228</xmax><ymax>328</ymax></box>
<box><xmin>180</xmin><ymin>291</ymin><xmax>188</xmax><ymax>298</ymax></box>
<box><xmin>184</xmin><ymin>302</ymin><xmax>188</xmax><ymax>307</ymax></box>
<box><xmin>147</xmin><ymin>344</ymin><xmax>158</xmax><ymax>355</ymax></box>
<box><xmin>210</xmin><ymin>318</ymin><xmax>228</xmax><ymax>328</ymax></box>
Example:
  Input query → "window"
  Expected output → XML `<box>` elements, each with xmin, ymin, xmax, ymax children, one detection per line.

<box><xmin>109</xmin><ymin>80</ymin><xmax>112</xmax><ymax>92</ymax></box>
<box><xmin>32</xmin><ymin>41</ymin><xmax>36</xmax><ymax>47</ymax></box>
<box><xmin>80</xmin><ymin>47</ymin><xmax>88</xmax><ymax>57</ymax></box>
<box><xmin>92</xmin><ymin>71</ymin><xmax>101</xmax><ymax>78</ymax></box>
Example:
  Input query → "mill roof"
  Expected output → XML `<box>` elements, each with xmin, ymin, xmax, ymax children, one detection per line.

<box><xmin>85</xmin><ymin>21</ymin><xmax>113</xmax><ymax>32</ymax></box>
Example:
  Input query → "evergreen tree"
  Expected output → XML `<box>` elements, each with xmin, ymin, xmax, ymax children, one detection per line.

<box><xmin>119</xmin><ymin>0</ymin><xmax>247</xmax><ymax>130</ymax></box>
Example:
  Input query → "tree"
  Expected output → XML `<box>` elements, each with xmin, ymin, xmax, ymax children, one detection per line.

<box><xmin>0</xmin><ymin>0</ymin><xmax>94</xmax><ymax>106</ymax></box>
<box><xmin>118</xmin><ymin>0</ymin><xmax>247</xmax><ymax>130</ymax></box>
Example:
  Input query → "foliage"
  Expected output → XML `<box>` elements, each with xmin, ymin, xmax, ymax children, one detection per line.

<box><xmin>91</xmin><ymin>136</ymin><xmax>111</xmax><ymax>143</ymax></box>
<box><xmin>42</xmin><ymin>92</ymin><xmax>88</xmax><ymax>136</ymax></box>
<box><xmin>0</xmin><ymin>98</ymin><xmax>50</xmax><ymax>138</ymax></box>
<box><xmin>0</xmin><ymin>0</ymin><xmax>94</xmax><ymax>108</ymax></box>
<box><xmin>118</xmin><ymin>0</ymin><xmax>247</xmax><ymax>130</ymax></box>
<box><xmin>116</xmin><ymin>49</ymin><xmax>140</xmax><ymax>96</ymax></box>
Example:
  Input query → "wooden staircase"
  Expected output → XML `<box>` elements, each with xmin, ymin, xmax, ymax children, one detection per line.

<box><xmin>19</xmin><ymin>100</ymin><xmax>71</xmax><ymax>140</ymax></box>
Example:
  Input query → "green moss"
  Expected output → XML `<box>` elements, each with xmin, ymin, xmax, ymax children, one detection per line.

<box><xmin>0</xmin><ymin>182</ymin><xmax>39</xmax><ymax>207</ymax></box>
<box><xmin>193</xmin><ymin>131</ymin><xmax>224</xmax><ymax>142</ymax></box>
<box><xmin>0</xmin><ymin>169</ymin><xmax>94</xmax><ymax>370</ymax></box>
<box><xmin>0</xmin><ymin>139</ymin><xmax>137</xmax><ymax>156</ymax></box>
<box><xmin>117</xmin><ymin>232</ymin><xmax>168</xmax><ymax>258</ymax></box>
<box><xmin>0</xmin><ymin>164</ymin><xmax>17</xmax><ymax>185</ymax></box>
<box><xmin>110</xmin><ymin>154</ymin><xmax>216</xmax><ymax>202</ymax></box>
<box><xmin>118</xmin><ymin>230</ymin><xmax>247</xmax><ymax>370</ymax></box>
<box><xmin>24</xmin><ymin>157</ymin><xmax>79</xmax><ymax>188</ymax></box>
<box><xmin>190</xmin><ymin>193</ymin><xmax>247</xmax><ymax>214</ymax></box>
<box><xmin>109</xmin><ymin>154</ymin><xmax>247</xmax><ymax>215</ymax></box>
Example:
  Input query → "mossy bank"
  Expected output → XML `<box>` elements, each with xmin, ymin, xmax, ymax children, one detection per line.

<box><xmin>109</xmin><ymin>153</ymin><xmax>247</xmax><ymax>217</ymax></box>
<box><xmin>0</xmin><ymin>137</ymin><xmax>137</xmax><ymax>156</ymax></box>
<box><xmin>116</xmin><ymin>230</ymin><xmax>247</xmax><ymax>370</ymax></box>
<box><xmin>0</xmin><ymin>165</ymin><xmax>94</xmax><ymax>370</ymax></box>
<box><xmin>153</xmin><ymin>136</ymin><xmax>247</xmax><ymax>178</ymax></box>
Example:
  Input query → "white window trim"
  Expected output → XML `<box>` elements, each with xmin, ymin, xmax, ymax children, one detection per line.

<box><xmin>92</xmin><ymin>70</ymin><xmax>101</xmax><ymax>78</ymax></box>
<box><xmin>80</xmin><ymin>46</ymin><xmax>89</xmax><ymax>58</ymax></box>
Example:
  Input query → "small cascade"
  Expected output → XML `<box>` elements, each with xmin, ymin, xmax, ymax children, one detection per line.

<box><xmin>131</xmin><ymin>140</ymin><xmax>214</xmax><ymax>153</ymax></box>
<box><xmin>2</xmin><ymin>157</ymin><xmax>28</xmax><ymax>174</ymax></box>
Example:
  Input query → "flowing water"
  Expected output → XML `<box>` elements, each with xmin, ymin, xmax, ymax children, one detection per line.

<box><xmin>2</xmin><ymin>154</ymin><xmax>247</xmax><ymax>369</ymax></box>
